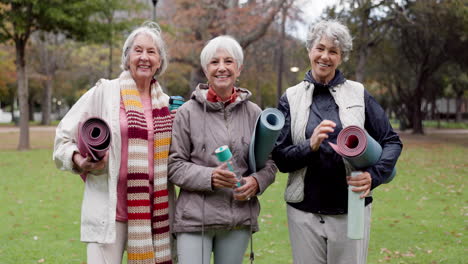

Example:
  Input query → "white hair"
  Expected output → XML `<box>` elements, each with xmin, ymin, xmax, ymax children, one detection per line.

<box><xmin>306</xmin><ymin>20</ymin><xmax>353</xmax><ymax>61</ymax></box>
<box><xmin>200</xmin><ymin>35</ymin><xmax>244</xmax><ymax>72</ymax></box>
<box><xmin>120</xmin><ymin>21</ymin><xmax>168</xmax><ymax>77</ymax></box>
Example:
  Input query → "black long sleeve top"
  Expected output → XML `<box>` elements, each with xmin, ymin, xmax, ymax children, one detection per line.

<box><xmin>272</xmin><ymin>70</ymin><xmax>403</xmax><ymax>214</ymax></box>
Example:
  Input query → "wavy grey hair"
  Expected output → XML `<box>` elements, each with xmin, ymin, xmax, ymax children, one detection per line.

<box><xmin>306</xmin><ymin>20</ymin><xmax>353</xmax><ymax>61</ymax></box>
<box><xmin>200</xmin><ymin>35</ymin><xmax>244</xmax><ymax>72</ymax></box>
<box><xmin>120</xmin><ymin>21</ymin><xmax>168</xmax><ymax>77</ymax></box>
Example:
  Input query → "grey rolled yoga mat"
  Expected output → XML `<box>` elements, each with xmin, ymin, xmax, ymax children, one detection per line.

<box><xmin>248</xmin><ymin>108</ymin><xmax>285</xmax><ymax>172</ymax></box>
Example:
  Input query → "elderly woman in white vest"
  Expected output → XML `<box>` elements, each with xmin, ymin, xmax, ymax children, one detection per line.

<box><xmin>272</xmin><ymin>20</ymin><xmax>402</xmax><ymax>264</ymax></box>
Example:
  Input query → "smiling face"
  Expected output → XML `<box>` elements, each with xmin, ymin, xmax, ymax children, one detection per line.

<box><xmin>309</xmin><ymin>36</ymin><xmax>342</xmax><ymax>84</ymax></box>
<box><xmin>128</xmin><ymin>33</ymin><xmax>161</xmax><ymax>84</ymax></box>
<box><xmin>204</xmin><ymin>49</ymin><xmax>242</xmax><ymax>95</ymax></box>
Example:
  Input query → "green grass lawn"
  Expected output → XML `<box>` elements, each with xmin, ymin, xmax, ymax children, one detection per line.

<box><xmin>0</xmin><ymin>133</ymin><xmax>466</xmax><ymax>263</ymax></box>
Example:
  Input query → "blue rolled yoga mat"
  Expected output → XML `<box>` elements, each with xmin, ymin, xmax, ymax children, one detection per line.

<box><xmin>248</xmin><ymin>108</ymin><xmax>285</xmax><ymax>172</ymax></box>
<box><xmin>329</xmin><ymin>125</ymin><xmax>396</xmax><ymax>239</ymax></box>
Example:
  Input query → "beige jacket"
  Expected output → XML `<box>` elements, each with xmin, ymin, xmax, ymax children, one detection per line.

<box><xmin>168</xmin><ymin>84</ymin><xmax>277</xmax><ymax>233</ymax></box>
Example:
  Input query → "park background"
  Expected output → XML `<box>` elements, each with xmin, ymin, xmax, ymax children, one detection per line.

<box><xmin>0</xmin><ymin>0</ymin><xmax>466</xmax><ymax>263</ymax></box>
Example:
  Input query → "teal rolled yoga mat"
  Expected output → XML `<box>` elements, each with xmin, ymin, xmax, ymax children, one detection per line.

<box><xmin>348</xmin><ymin>171</ymin><xmax>365</xmax><ymax>239</ymax></box>
<box><xmin>329</xmin><ymin>125</ymin><xmax>396</xmax><ymax>183</ymax></box>
<box><xmin>248</xmin><ymin>108</ymin><xmax>285</xmax><ymax>172</ymax></box>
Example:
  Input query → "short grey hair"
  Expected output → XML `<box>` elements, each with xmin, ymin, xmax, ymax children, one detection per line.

<box><xmin>306</xmin><ymin>20</ymin><xmax>353</xmax><ymax>61</ymax></box>
<box><xmin>120</xmin><ymin>21</ymin><xmax>168</xmax><ymax>77</ymax></box>
<box><xmin>200</xmin><ymin>35</ymin><xmax>244</xmax><ymax>72</ymax></box>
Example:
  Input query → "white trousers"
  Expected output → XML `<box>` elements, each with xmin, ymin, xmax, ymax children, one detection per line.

<box><xmin>87</xmin><ymin>221</ymin><xmax>127</xmax><ymax>264</ymax></box>
<box><xmin>176</xmin><ymin>229</ymin><xmax>250</xmax><ymax>264</ymax></box>
<box><xmin>287</xmin><ymin>204</ymin><xmax>371</xmax><ymax>264</ymax></box>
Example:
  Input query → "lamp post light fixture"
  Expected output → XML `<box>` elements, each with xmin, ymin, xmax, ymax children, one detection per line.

<box><xmin>152</xmin><ymin>0</ymin><xmax>159</xmax><ymax>21</ymax></box>
<box><xmin>290</xmin><ymin>66</ymin><xmax>299</xmax><ymax>73</ymax></box>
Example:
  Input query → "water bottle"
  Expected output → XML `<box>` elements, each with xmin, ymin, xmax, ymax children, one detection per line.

<box><xmin>214</xmin><ymin>145</ymin><xmax>242</xmax><ymax>187</ymax></box>
<box><xmin>169</xmin><ymin>95</ymin><xmax>185</xmax><ymax>111</ymax></box>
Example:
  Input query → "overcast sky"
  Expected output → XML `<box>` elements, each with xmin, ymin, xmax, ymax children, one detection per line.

<box><xmin>291</xmin><ymin>0</ymin><xmax>340</xmax><ymax>40</ymax></box>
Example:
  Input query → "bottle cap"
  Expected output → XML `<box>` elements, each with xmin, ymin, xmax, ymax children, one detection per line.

<box><xmin>215</xmin><ymin>145</ymin><xmax>232</xmax><ymax>162</ymax></box>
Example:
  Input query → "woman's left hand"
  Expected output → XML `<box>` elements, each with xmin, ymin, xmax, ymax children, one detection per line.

<box><xmin>347</xmin><ymin>171</ymin><xmax>372</xmax><ymax>198</ymax></box>
<box><xmin>233</xmin><ymin>176</ymin><xmax>259</xmax><ymax>201</ymax></box>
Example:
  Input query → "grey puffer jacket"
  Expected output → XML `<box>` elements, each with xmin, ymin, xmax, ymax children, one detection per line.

<box><xmin>168</xmin><ymin>83</ymin><xmax>277</xmax><ymax>233</ymax></box>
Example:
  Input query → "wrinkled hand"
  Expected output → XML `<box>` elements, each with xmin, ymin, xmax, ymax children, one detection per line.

<box><xmin>73</xmin><ymin>151</ymin><xmax>109</xmax><ymax>174</ymax></box>
<box><xmin>211</xmin><ymin>163</ymin><xmax>238</xmax><ymax>189</ymax></box>
<box><xmin>347</xmin><ymin>171</ymin><xmax>372</xmax><ymax>198</ymax></box>
<box><xmin>310</xmin><ymin>120</ymin><xmax>336</xmax><ymax>152</ymax></box>
<box><xmin>233</xmin><ymin>176</ymin><xmax>259</xmax><ymax>201</ymax></box>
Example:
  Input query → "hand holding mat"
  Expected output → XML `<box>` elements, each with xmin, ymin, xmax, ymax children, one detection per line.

<box><xmin>328</xmin><ymin>125</ymin><xmax>396</xmax><ymax>182</ymax></box>
<box><xmin>77</xmin><ymin>117</ymin><xmax>111</xmax><ymax>161</ymax></box>
<box><xmin>248</xmin><ymin>108</ymin><xmax>285</xmax><ymax>172</ymax></box>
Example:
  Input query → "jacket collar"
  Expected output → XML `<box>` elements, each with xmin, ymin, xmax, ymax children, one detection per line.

<box><xmin>191</xmin><ymin>83</ymin><xmax>252</xmax><ymax>111</ymax></box>
<box><xmin>304</xmin><ymin>69</ymin><xmax>346</xmax><ymax>90</ymax></box>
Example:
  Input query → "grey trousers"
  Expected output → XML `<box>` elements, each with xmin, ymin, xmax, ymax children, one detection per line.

<box><xmin>176</xmin><ymin>229</ymin><xmax>250</xmax><ymax>264</ymax></box>
<box><xmin>287</xmin><ymin>204</ymin><xmax>371</xmax><ymax>264</ymax></box>
<box><xmin>87</xmin><ymin>221</ymin><xmax>127</xmax><ymax>264</ymax></box>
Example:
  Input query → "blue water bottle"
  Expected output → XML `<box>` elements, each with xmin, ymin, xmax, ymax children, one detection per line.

<box><xmin>215</xmin><ymin>145</ymin><xmax>242</xmax><ymax>187</ymax></box>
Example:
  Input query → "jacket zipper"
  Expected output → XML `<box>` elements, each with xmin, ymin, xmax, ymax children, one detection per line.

<box><xmin>223</xmin><ymin>104</ymin><xmax>236</xmax><ymax>228</ymax></box>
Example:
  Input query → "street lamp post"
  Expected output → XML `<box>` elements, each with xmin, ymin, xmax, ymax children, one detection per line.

<box><xmin>152</xmin><ymin>0</ymin><xmax>159</xmax><ymax>21</ymax></box>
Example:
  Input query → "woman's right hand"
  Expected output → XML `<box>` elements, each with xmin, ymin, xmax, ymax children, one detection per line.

<box><xmin>211</xmin><ymin>163</ymin><xmax>238</xmax><ymax>189</ymax></box>
<box><xmin>310</xmin><ymin>120</ymin><xmax>336</xmax><ymax>152</ymax></box>
<box><xmin>72</xmin><ymin>151</ymin><xmax>109</xmax><ymax>174</ymax></box>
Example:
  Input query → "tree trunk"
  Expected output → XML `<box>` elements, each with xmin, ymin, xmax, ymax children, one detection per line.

<box><xmin>107</xmin><ymin>15</ymin><xmax>114</xmax><ymax>79</ymax></box>
<box><xmin>255</xmin><ymin>78</ymin><xmax>263</xmax><ymax>108</ymax></box>
<box><xmin>189</xmin><ymin>66</ymin><xmax>206</xmax><ymax>92</ymax></box>
<box><xmin>41</xmin><ymin>77</ymin><xmax>52</xmax><ymax>125</ymax></box>
<box><xmin>276</xmin><ymin>8</ymin><xmax>286</xmax><ymax>104</ymax></box>
<box><xmin>446</xmin><ymin>97</ymin><xmax>450</xmax><ymax>122</ymax></box>
<box><xmin>10</xmin><ymin>96</ymin><xmax>15</xmax><ymax>123</ymax></box>
<box><xmin>455</xmin><ymin>90</ymin><xmax>463</xmax><ymax>123</ymax></box>
<box><xmin>16</xmin><ymin>39</ymin><xmax>30</xmax><ymax>150</ymax></box>
<box><xmin>355</xmin><ymin>5</ymin><xmax>370</xmax><ymax>83</ymax></box>
<box><xmin>410</xmin><ymin>96</ymin><xmax>424</xmax><ymax>134</ymax></box>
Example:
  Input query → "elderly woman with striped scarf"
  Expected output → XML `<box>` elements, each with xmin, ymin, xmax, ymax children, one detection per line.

<box><xmin>53</xmin><ymin>22</ymin><xmax>174</xmax><ymax>264</ymax></box>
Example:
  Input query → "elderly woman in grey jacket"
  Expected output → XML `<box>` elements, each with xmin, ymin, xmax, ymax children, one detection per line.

<box><xmin>168</xmin><ymin>35</ymin><xmax>277</xmax><ymax>264</ymax></box>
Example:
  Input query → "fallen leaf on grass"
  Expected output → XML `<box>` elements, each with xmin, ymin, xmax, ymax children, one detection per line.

<box><xmin>37</xmin><ymin>259</ymin><xmax>45</xmax><ymax>263</ymax></box>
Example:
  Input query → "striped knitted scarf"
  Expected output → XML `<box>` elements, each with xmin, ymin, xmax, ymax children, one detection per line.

<box><xmin>119</xmin><ymin>71</ymin><xmax>173</xmax><ymax>264</ymax></box>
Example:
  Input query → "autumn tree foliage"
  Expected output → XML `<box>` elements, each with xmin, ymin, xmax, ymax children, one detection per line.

<box><xmin>159</xmin><ymin>0</ymin><xmax>290</xmax><ymax>95</ymax></box>
<box><xmin>0</xmin><ymin>0</ymin><xmax>98</xmax><ymax>150</ymax></box>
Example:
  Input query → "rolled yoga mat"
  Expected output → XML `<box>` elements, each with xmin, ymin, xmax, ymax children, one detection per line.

<box><xmin>347</xmin><ymin>171</ymin><xmax>365</xmax><ymax>239</ymax></box>
<box><xmin>329</xmin><ymin>125</ymin><xmax>396</xmax><ymax>239</ymax></box>
<box><xmin>248</xmin><ymin>108</ymin><xmax>285</xmax><ymax>172</ymax></box>
<box><xmin>328</xmin><ymin>125</ymin><xmax>396</xmax><ymax>182</ymax></box>
<box><xmin>77</xmin><ymin>117</ymin><xmax>111</xmax><ymax>162</ymax></box>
